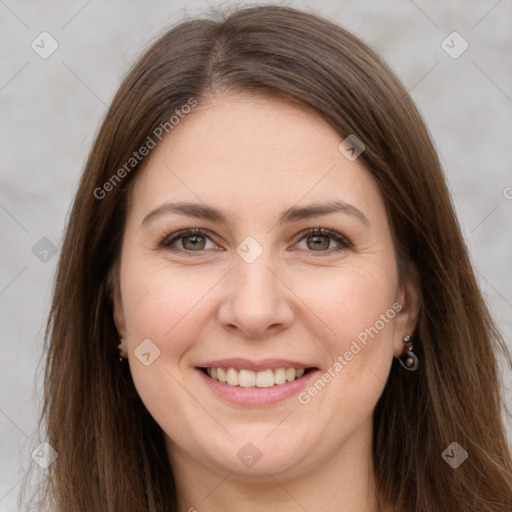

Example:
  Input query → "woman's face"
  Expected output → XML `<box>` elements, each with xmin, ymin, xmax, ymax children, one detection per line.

<box><xmin>113</xmin><ymin>93</ymin><xmax>418</xmax><ymax>480</ymax></box>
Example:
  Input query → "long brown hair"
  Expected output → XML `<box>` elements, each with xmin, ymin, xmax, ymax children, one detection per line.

<box><xmin>21</xmin><ymin>4</ymin><xmax>512</xmax><ymax>511</ymax></box>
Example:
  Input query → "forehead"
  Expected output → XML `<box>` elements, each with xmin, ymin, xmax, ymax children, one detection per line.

<box><xmin>127</xmin><ymin>93</ymin><xmax>387</xmax><ymax>228</ymax></box>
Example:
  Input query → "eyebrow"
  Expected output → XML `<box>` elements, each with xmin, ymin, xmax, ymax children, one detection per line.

<box><xmin>140</xmin><ymin>199</ymin><xmax>370</xmax><ymax>228</ymax></box>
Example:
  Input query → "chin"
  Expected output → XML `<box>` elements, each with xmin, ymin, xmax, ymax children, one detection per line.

<box><xmin>192</xmin><ymin>428</ymin><xmax>321</xmax><ymax>480</ymax></box>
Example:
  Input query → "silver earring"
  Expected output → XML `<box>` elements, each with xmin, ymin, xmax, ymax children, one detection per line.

<box><xmin>397</xmin><ymin>334</ymin><xmax>419</xmax><ymax>371</ymax></box>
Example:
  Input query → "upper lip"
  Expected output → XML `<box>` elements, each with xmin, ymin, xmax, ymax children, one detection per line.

<box><xmin>196</xmin><ymin>358</ymin><xmax>316</xmax><ymax>372</ymax></box>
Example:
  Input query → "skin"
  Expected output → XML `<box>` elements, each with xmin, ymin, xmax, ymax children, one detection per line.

<box><xmin>113</xmin><ymin>93</ymin><xmax>420</xmax><ymax>512</ymax></box>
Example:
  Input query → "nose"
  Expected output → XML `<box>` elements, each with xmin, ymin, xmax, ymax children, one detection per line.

<box><xmin>217</xmin><ymin>253</ymin><xmax>295</xmax><ymax>340</ymax></box>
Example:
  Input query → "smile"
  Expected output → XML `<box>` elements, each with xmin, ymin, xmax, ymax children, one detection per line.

<box><xmin>196</xmin><ymin>364</ymin><xmax>319</xmax><ymax>406</ymax></box>
<box><xmin>202</xmin><ymin>367</ymin><xmax>309</xmax><ymax>387</ymax></box>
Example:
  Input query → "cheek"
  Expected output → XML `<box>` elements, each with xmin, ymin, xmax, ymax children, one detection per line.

<box><xmin>120</xmin><ymin>258</ymin><xmax>220</xmax><ymax>347</ymax></box>
<box><xmin>294</xmin><ymin>261</ymin><xmax>398</xmax><ymax>348</ymax></box>
<box><xmin>294</xmin><ymin>267</ymin><xmax>395</xmax><ymax>406</ymax></box>
<box><xmin>119</xmin><ymin>263</ymin><xmax>217</xmax><ymax>434</ymax></box>
<box><xmin>292</xmin><ymin>261</ymin><xmax>398</xmax><ymax>412</ymax></box>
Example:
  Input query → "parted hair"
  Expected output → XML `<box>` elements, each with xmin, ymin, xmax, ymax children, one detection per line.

<box><xmin>22</xmin><ymin>4</ymin><xmax>512</xmax><ymax>511</ymax></box>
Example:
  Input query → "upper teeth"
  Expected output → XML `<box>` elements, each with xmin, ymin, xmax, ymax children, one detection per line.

<box><xmin>206</xmin><ymin>367</ymin><xmax>306</xmax><ymax>387</ymax></box>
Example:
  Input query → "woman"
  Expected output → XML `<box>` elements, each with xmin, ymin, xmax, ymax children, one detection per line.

<box><xmin>23</xmin><ymin>4</ymin><xmax>512</xmax><ymax>511</ymax></box>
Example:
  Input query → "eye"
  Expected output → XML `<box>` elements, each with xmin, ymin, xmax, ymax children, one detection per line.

<box><xmin>158</xmin><ymin>226</ymin><xmax>351</xmax><ymax>256</ymax></box>
<box><xmin>159</xmin><ymin>228</ymin><xmax>219</xmax><ymax>253</ymax></box>
<box><xmin>293</xmin><ymin>227</ymin><xmax>351</xmax><ymax>254</ymax></box>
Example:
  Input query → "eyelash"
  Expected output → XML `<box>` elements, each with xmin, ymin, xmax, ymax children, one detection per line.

<box><xmin>158</xmin><ymin>226</ymin><xmax>351</xmax><ymax>256</ymax></box>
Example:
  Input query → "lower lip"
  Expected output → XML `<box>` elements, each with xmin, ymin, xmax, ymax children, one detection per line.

<box><xmin>196</xmin><ymin>368</ymin><xmax>319</xmax><ymax>406</ymax></box>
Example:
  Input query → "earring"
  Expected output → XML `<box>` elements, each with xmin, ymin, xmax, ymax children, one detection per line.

<box><xmin>397</xmin><ymin>334</ymin><xmax>419</xmax><ymax>371</ymax></box>
<box><xmin>117</xmin><ymin>336</ymin><xmax>128</xmax><ymax>363</ymax></box>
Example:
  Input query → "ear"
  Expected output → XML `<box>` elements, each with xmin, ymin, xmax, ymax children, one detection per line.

<box><xmin>112</xmin><ymin>292</ymin><xmax>127</xmax><ymax>339</ymax></box>
<box><xmin>393</xmin><ymin>260</ymin><xmax>421</xmax><ymax>358</ymax></box>
<box><xmin>108</xmin><ymin>261</ymin><xmax>127</xmax><ymax>339</ymax></box>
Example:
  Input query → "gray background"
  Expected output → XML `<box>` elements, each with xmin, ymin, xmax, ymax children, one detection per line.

<box><xmin>1</xmin><ymin>0</ymin><xmax>511</xmax><ymax>509</ymax></box>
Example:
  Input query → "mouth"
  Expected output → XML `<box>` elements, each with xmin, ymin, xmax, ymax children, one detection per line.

<box><xmin>195</xmin><ymin>357</ymin><xmax>320</xmax><ymax>408</ymax></box>
<box><xmin>195</xmin><ymin>359</ymin><xmax>320</xmax><ymax>406</ymax></box>
<box><xmin>198</xmin><ymin>366</ymin><xmax>316</xmax><ymax>388</ymax></box>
